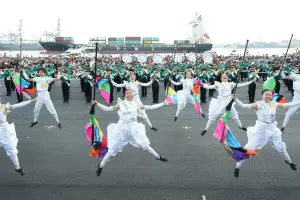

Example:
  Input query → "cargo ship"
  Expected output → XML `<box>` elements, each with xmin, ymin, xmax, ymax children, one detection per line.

<box><xmin>40</xmin><ymin>13</ymin><xmax>213</xmax><ymax>54</ymax></box>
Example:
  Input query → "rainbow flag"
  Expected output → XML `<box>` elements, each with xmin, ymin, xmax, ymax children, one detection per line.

<box><xmin>12</xmin><ymin>73</ymin><xmax>36</xmax><ymax>99</ymax></box>
<box><xmin>165</xmin><ymin>87</ymin><xmax>178</xmax><ymax>104</ymax></box>
<box><xmin>192</xmin><ymin>80</ymin><xmax>202</xmax><ymax>114</ymax></box>
<box><xmin>85</xmin><ymin>115</ymin><xmax>108</xmax><ymax>158</ymax></box>
<box><xmin>96</xmin><ymin>78</ymin><xmax>110</xmax><ymax>104</ymax></box>
<box><xmin>213</xmin><ymin>111</ymin><xmax>258</xmax><ymax>162</ymax></box>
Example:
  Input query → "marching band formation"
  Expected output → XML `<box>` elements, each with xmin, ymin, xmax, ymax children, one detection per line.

<box><xmin>1</xmin><ymin>52</ymin><xmax>300</xmax><ymax>178</ymax></box>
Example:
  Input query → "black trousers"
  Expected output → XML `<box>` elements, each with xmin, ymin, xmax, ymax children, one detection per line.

<box><xmin>4</xmin><ymin>79</ymin><xmax>12</xmax><ymax>95</ymax></box>
<box><xmin>208</xmin><ymin>77</ymin><xmax>215</xmax><ymax>97</ymax></box>
<box><xmin>80</xmin><ymin>77</ymin><xmax>84</xmax><ymax>92</ymax></box>
<box><xmin>62</xmin><ymin>82</ymin><xmax>70</xmax><ymax>102</ymax></box>
<box><xmin>114</xmin><ymin>75</ymin><xmax>122</xmax><ymax>92</ymax></box>
<box><xmin>248</xmin><ymin>82</ymin><xmax>256</xmax><ymax>103</ymax></box>
<box><xmin>109</xmin><ymin>81</ymin><xmax>114</xmax><ymax>103</ymax></box>
<box><xmin>164</xmin><ymin>79</ymin><xmax>169</xmax><ymax>90</ymax></box>
<box><xmin>200</xmin><ymin>87</ymin><xmax>207</xmax><ymax>103</ymax></box>
<box><xmin>152</xmin><ymin>81</ymin><xmax>159</xmax><ymax>102</ymax></box>
<box><xmin>48</xmin><ymin>81</ymin><xmax>54</xmax><ymax>92</ymax></box>
<box><xmin>141</xmin><ymin>77</ymin><xmax>148</xmax><ymax>97</ymax></box>
<box><xmin>84</xmin><ymin>83</ymin><xmax>92</xmax><ymax>102</ymax></box>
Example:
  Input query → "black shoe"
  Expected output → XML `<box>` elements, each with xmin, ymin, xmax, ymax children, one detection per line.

<box><xmin>96</xmin><ymin>164</ymin><xmax>102</xmax><ymax>176</ymax></box>
<box><xmin>150</xmin><ymin>127</ymin><xmax>158</xmax><ymax>131</ymax></box>
<box><xmin>201</xmin><ymin>130</ymin><xmax>207</xmax><ymax>136</ymax></box>
<box><xmin>174</xmin><ymin>117</ymin><xmax>177</xmax><ymax>122</ymax></box>
<box><xmin>15</xmin><ymin>168</ymin><xmax>25</xmax><ymax>176</ymax></box>
<box><xmin>201</xmin><ymin>113</ymin><xmax>206</xmax><ymax>118</ymax></box>
<box><xmin>285</xmin><ymin>160</ymin><xmax>297</xmax><ymax>171</ymax></box>
<box><xmin>30</xmin><ymin>121</ymin><xmax>38</xmax><ymax>127</ymax></box>
<box><xmin>240</xmin><ymin>127</ymin><xmax>247</xmax><ymax>131</ymax></box>
<box><xmin>158</xmin><ymin>156</ymin><xmax>168</xmax><ymax>162</ymax></box>
<box><xmin>234</xmin><ymin>168</ymin><xmax>239</xmax><ymax>178</ymax></box>
<box><xmin>281</xmin><ymin>127</ymin><xmax>284</xmax><ymax>133</ymax></box>
<box><xmin>58</xmin><ymin>123</ymin><xmax>62</xmax><ymax>129</ymax></box>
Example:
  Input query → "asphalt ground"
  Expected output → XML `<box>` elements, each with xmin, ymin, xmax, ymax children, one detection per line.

<box><xmin>0</xmin><ymin>79</ymin><xmax>300</xmax><ymax>200</ymax></box>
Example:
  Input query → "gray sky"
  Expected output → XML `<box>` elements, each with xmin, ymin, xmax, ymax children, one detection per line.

<box><xmin>1</xmin><ymin>0</ymin><xmax>298</xmax><ymax>44</ymax></box>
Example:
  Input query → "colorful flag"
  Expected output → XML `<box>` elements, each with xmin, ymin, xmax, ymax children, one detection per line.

<box><xmin>263</xmin><ymin>77</ymin><xmax>276</xmax><ymax>90</ymax></box>
<box><xmin>12</xmin><ymin>73</ymin><xmax>36</xmax><ymax>99</ymax></box>
<box><xmin>192</xmin><ymin>80</ymin><xmax>202</xmax><ymax>114</ymax></box>
<box><xmin>85</xmin><ymin>115</ymin><xmax>108</xmax><ymax>158</ymax></box>
<box><xmin>165</xmin><ymin>87</ymin><xmax>178</xmax><ymax>104</ymax></box>
<box><xmin>96</xmin><ymin>78</ymin><xmax>110</xmax><ymax>104</ymax></box>
<box><xmin>213</xmin><ymin>111</ymin><xmax>259</xmax><ymax>162</ymax></box>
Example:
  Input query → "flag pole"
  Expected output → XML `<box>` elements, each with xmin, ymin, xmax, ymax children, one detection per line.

<box><xmin>89</xmin><ymin>37</ymin><xmax>99</xmax><ymax>146</ymax></box>
<box><xmin>19</xmin><ymin>19</ymin><xmax>23</xmax><ymax>101</ymax></box>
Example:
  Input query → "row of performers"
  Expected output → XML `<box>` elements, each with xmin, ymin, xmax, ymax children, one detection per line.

<box><xmin>1</xmin><ymin>67</ymin><xmax>300</xmax><ymax>179</ymax></box>
<box><xmin>79</xmin><ymin>65</ymin><xmax>260</xmax><ymax>104</ymax></box>
<box><xmin>2</xmin><ymin>65</ymin><xmax>72</xmax><ymax>103</ymax></box>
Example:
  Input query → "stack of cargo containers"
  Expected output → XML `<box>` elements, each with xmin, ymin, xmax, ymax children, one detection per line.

<box><xmin>125</xmin><ymin>37</ymin><xmax>141</xmax><ymax>45</ymax></box>
<box><xmin>55</xmin><ymin>37</ymin><xmax>74</xmax><ymax>44</ymax></box>
<box><xmin>108</xmin><ymin>37</ymin><xmax>124</xmax><ymax>45</ymax></box>
<box><xmin>174</xmin><ymin>40</ymin><xmax>190</xmax><ymax>45</ymax></box>
<box><xmin>142</xmin><ymin>37</ymin><xmax>160</xmax><ymax>45</ymax></box>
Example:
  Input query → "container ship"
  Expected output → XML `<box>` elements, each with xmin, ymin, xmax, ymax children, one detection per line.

<box><xmin>40</xmin><ymin>13</ymin><xmax>213</xmax><ymax>54</ymax></box>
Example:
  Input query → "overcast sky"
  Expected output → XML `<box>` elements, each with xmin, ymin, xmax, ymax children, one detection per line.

<box><xmin>0</xmin><ymin>0</ymin><xmax>298</xmax><ymax>44</ymax></box>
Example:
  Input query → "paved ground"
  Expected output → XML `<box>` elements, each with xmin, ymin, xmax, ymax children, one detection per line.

<box><xmin>0</xmin><ymin>80</ymin><xmax>300</xmax><ymax>200</ymax></box>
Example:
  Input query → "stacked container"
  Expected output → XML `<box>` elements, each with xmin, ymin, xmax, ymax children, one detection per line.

<box><xmin>108</xmin><ymin>37</ymin><xmax>124</xmax><ymax>45</ymax></box>
<box><xmin>89</xmin><ymin>37</ymin><xmax>106</xmax><ymax>44</ymax></box>
<box><xmin>125</xmin><ymin>37</ymin><xmax>141</xmax><ymax>45</ymax></box>
<box><xmin>174</xmin><ymin>40</ymin><xmax>190</xmax><ymax>45</ymax></box>
<box><xmin>142</xmin><ymin>37</ymin><xmax>159</xmax><ymax>45</ymax></box>
<box><xmin>55</xmin><ymin>37</ymin><xmax>74</xmax><ymax>44</ymax></box>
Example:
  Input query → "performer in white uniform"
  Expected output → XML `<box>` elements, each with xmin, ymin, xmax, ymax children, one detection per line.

<box><xmin>93</xmin><ymin>88</ymin><xmax>168</xmax><ymax>177</ymax></box>
<box><xmin>22</xmin><ymin>68</ymin><xmax>62</xmax><ymax>129</ymax></box>
<box><xmin>232</xmin><ymin>90</ymin><xmax>298</xmax><ymax>177</ymax></box>
<box><xmin>280</xmin><ymin>70</ymin><xmax>300</xmax><ymax>132</ymax></box>
<box><xmin>201</xmin><ymin>73</ymin><xmax>255</xmax><ymax>136</ymax></box>
<box><xmin>170</xmin><ymin>72</ymin><xmax>205</xmax><ymax>121</ymax></box>
<box><xmin>110</xmin><ymin>74</ymin><xmax>158</xmax><ymax>131</ymax></box>
<box><xmin>0</xmin><ymin>98</ymin><xmax>36</xmax><ymax>176</ymax></box>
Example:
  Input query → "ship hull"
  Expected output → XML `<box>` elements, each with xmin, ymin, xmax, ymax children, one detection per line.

<box><xmin>39</xmin><ymin>41</ymin><xmax>213</xmax><ymax>54</ymax></box>
<box><xmin>0</xmin><ymin>43</ymin><xmax>43</xmax><ymax>51</ymax></box>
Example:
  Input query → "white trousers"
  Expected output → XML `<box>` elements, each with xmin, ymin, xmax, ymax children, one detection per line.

<box><xmin>282</xmin><ymin>104</ymin><xmax>300</xmax><ymax>128</ymax></box>
<box><xmin>34</xmin><ymin>95</ymin><xmax>59</xmax><ymax>122</ymax></box>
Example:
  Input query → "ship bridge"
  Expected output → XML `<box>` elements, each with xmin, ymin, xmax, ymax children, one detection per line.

<box><xmin>187</xmin><ymin>13</ymin><xmax>210</xmax><ymax>44</ymax></box>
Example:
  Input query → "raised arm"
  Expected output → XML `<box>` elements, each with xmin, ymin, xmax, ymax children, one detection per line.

<box><xmin>111</xmin><ymin>79</ymin><xmax>126</xmax><ymax>87</ymax></box>
<box><xmin>9</xmin><ymin>99</ymin><xmax>35</xmax><ymax>110</ymax></box>
<box><xmin>22</xmin><ymin>70</ymin><xmax>33</xmax><ymax>82</ymax></box>
<box><xmin>141</xmin><ymin>101</ymin><xmax>167</xmax><ymax>110</ymax></box>
<box><xmin>138</xmin><ymin>79</ymin><xmax>153</xmax><ymax>87</ymax></box>
<box><xmin>278</xmin><ymin>101</ymin><xmax>300</xmax><ymax>109</ymax></box>
<box><xmin>236</xmin><ymin>80</ymin><xmax>255</xmax><ymax>88</ymax></box>
<box><xmin>170</xmin><ymin>79</ymin><xmax>182</xmax><ymax>86</ymax></box>
<box><xmin>202</xmin><ymin>83</ymin><xmax>216</xmax><ymax>89</ymax></box>
<box><xmin>93</xmin><ymin>101</ymin><xmax>119</xmax><ymax>111</ymax></box>
<box><xmin>234</xmin><ymin>96</ymin><xmax>258</xmax><ymax>110</ymax></box>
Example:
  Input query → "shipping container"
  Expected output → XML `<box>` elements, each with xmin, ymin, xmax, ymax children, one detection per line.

<box><xmin>152</xmin><ymin>37</ymin><xmax>159</xmax><ymax>41</ymax></box>
<box><xmin>133</xmin><ymin>41</ymin><xmax>141</xmax><ymax>44</ymax></box>
<box><xmin>143</xmin><ymin>41</ymin><xmax>152</xmax><ymax>44</ymax></box>
<box><xmin>98</xmin><ymin>40</ymin><xmax>106</xmax><ymax>44</ymax></box>
<box><xmin>64</xmin><ymin>37</ymin><xmax>73</xmax><ymax>40</ymax></box>
<box><xmin>152</xmin><ymin>41</ymin><xmax>159</xmax><ymax>44</ymax></box>
<box><xmin>108</xmin><ymin>37</ymin><xmax>117</xmax><ymax>41</ymax></box>
<box><xmin>55</xmin><ymin>37</ymin><xmax>64</xmax><ymax>40</ymax></box>
<box><xmin>108</xmin><ymin>40</ymin><xmax>118</xmax><ymax>44</ymax></box>
<box><xmin>117</xmin><ymin>37</ymin><xmax>124</xmax><ymax>41</ymax></box>
<box><xmin>117</xmin><ymin>41</ymin><xmax>124</xmax><ymax>44</ymax></box>
<box><xmin>61</xmin><ymin>40</ymin><xmax>74</xmax><ymax>44</ymax></box>
<box><xmin>143</xmin><ymin>37</ymin><xmax>151</xmax><ymax>41</ymax></box>
<box><xmin>125</xmin><ymin>37</ymin><xmax>141</xmax><ymax>41</ymax></box>
<box><xmin>174</xmin><ymin>40</ymin><xmax>185</xmax><ymax>44</ymax></box>
<box><xmin>126</xmin><ymin>41</ymin><xmax>134</xmax><ymax>44</ymax></box>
